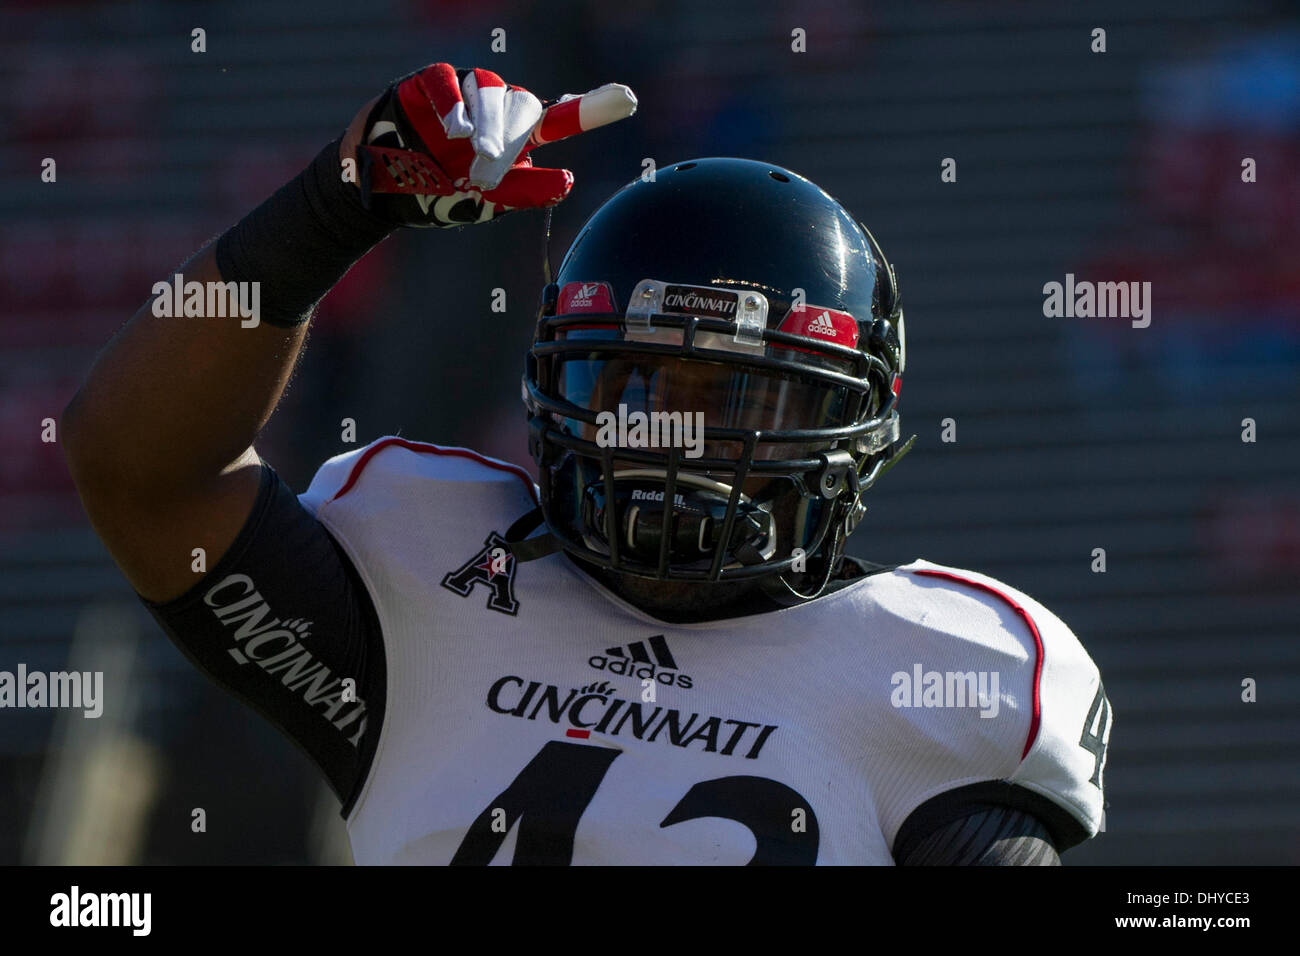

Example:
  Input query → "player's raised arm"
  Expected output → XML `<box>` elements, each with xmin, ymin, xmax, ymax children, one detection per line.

<box><xmin>59</xmin><ymin>63</ymin><xmax>635</xmax><ymax>604</ymax></box>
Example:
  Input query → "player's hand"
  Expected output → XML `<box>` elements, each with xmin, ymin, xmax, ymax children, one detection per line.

<box><xmin>341</xmin><ymin>63</ymin><xmax>637</xmax><ymax>228</ymax></box>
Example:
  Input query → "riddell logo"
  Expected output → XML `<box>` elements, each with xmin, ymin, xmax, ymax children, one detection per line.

<box><xmin>630</xmin><ymin>488</ymin><xmax>686</xmax><ymax>505</ymax></box>
<box><xmin>589</xmin><ymin>634</ymin><xmax>693</xmax><ymax>689</ymax></box>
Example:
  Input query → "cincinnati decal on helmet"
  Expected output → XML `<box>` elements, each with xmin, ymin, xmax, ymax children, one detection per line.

<box><xmin>660</xmin><ymin>284</ymin><xmax>739</xmax><ymax>319</ymax></box>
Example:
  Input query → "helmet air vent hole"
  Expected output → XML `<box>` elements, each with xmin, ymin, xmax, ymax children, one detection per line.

<box><xmin>769</xmin><ymin>171</ymin><xmax>790</xmax><ymax>183</ymax></box>
<box><xmin>675</xmin><ymin>162</ymin><xmax>697</xmax><ymax>171</ymax></box>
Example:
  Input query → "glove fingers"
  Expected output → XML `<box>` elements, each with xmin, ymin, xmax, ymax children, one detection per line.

<box><xmin>479</xmin><ymin>164</ymin><xmax>574</xmax><ymax>209</ymax></box>
<box><xmin>527</xmin><ymin>83</ymin><xmax>638</xmax><ymax>149</ymax></box>
<box><xmin>468</xmin><ymin>86</ymin><xmax>543</xmax><ymax>189</ymax></box>
<box><xmin>463</xmin><ymin>67</ymin><xmax>508</xmax><ymax>160</ymax></box>
<box><xmin>419</xmin><ymin>62</ymin><xmax>473</xmax><ymax>138</ymax></box>
<box><xmin>396</xmin><ymin>63</ymin><xmax>471</xmax><ymax>151</ymax></box>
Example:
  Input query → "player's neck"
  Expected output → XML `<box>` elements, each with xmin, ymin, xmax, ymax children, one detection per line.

<box><xmin>565</xmin><ymin>553</ymin><xmax>789</xmax><ymax>624</ymax></box>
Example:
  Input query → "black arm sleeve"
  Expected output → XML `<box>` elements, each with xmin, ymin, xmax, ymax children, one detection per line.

<box><xmin>139</xmin><ymin>462</ymin><xmax>385</xmax><ymax>816</ymax></box>
<box><xmin>894</xmin><ymin>780</ymin><xmax>1090</xmax><ymax>865</ymax></box>
<box><xmin>895</xmin><ymin>805</ymin><xmax>1061</xmax><ymax>866</ymax></box>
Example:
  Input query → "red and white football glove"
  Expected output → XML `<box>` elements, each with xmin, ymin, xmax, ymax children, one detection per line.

<box><xmin>346</xmin><ymin>63</ymin><xmax>637</xmax><ymax>228</ymax></box>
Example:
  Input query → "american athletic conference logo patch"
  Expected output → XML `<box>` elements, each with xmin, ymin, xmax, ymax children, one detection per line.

<box><xmin>440</xmin><ymin>531</ymin><xmax>519</xmax><ymax>615</ymax></box>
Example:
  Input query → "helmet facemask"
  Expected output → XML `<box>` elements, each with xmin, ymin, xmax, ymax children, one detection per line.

<box><xmin>522</xmin><ymin>293</ymin><xmax>904</xmax><ymax>592</ymax></box>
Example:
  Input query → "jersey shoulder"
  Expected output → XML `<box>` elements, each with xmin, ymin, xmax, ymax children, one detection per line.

<box><xmin>296</xmin><ymin>437</ymin><xmax>539</xmax><ymax>606</ymax></box>
<box><xmin>853</xmin><ymin>558</ymin><xmax>1112</xmax><ymax>853</ymax></box>
<box><xmin>299</xmin><ymin>436</ymin><xmax>538</xmax><ymax>517</ymax></box>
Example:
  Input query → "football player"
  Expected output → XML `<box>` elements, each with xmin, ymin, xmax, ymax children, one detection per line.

<box><xmin>61</xmin><ymin>63</ymin><xmax>1112</xmax><ymax>865</ymax></box>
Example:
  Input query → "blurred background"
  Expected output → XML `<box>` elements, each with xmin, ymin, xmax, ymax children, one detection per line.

<box><xmin>1</xmin><ymin>0</ymin><xmax>1297</xmax><ymax>864</ymax></box>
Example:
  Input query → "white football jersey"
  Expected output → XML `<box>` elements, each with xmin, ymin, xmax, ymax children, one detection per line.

<box><xmin>300</xmin><ymin>437</ymin><xmax>1111</xmax><ymax>865</ymax></box>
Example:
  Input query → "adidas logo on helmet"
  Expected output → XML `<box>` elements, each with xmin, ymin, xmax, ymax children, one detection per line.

<box><xmin>806</xmin><ymin>310</ymin><xmax>838</xmax><ymax>338</ymax></box>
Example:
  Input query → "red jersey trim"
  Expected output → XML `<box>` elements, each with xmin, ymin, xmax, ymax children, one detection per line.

<box><xmin>328</xmin><ymin>437</ymin><xmax>539</xmax><ymax>506</ymax></box>
<box><xmin>912</xmin><ymin>568</ymin><xmax>1044</xmax><ymax>760</ymax></box>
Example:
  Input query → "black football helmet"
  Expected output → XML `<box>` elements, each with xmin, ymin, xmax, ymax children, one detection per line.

<box><xmin>512</xmin><ymin>157</ymin><xmax>913</xmax><ymax>600</ymax></box>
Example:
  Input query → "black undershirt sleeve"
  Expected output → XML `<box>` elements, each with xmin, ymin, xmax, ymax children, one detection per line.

<box><xmin>138</xmin><ymin>462</ymin><xmax>385</xmax><ymax>816</ymax></box>
<box><xmin>894</xmin><ymin>780</ymin><xmax>1089</xmax><ymax>866</ymax></box>
<box><xmin>893</xmin><ymin>780</ymin><xmax>1092</xmax><ymax>865</ymax></box>
<box><xmin>896</xmin><ymin>805</ymin><xmax>1061</xmax><ymax>866</ymax></box>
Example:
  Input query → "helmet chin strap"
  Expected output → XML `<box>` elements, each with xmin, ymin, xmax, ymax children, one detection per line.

<box><xmin>760</xmin><ymin>520</ymin><xmax>844</xmax><ymax>606</ymax></box>
<box><xmin>503</xmin><ymin>506</ymin><xmax>563</xmax><ymax>562</ymax></box>
<box><xmin>757</xmin><ymin>435</ymin><xmax>915</xmax><ymax>605</ymax></box>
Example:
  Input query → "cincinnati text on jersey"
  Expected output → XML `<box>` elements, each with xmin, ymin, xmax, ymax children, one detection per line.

<box><xmin>486</xmin><ymin>676</ymin><xmax>777</xmax><ymax>758</ymax></box>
